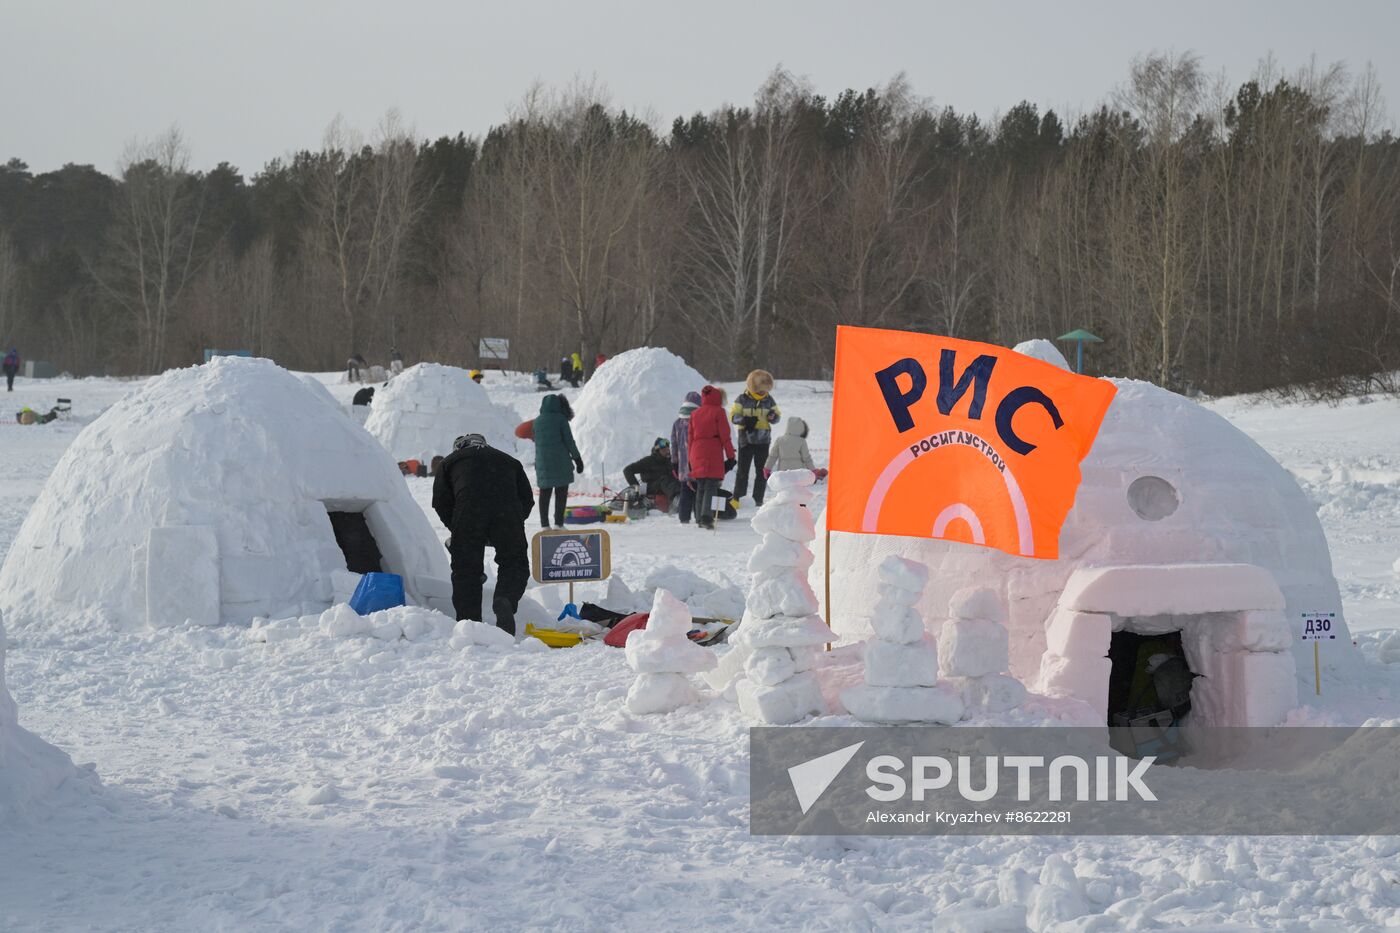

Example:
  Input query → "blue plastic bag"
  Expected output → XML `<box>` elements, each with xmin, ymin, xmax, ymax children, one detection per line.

<box><xmin>349</xmin><ymin>572</ymin><xmax>406</xmax><ymax>615</ymax></box>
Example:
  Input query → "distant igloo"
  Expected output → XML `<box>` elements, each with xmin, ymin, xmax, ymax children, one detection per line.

<box><xmin>0</xmin><ymin>357</ymin><xmax>454</xmax><ymax>629</ymax></box>
<box><xmin>815</xmin><ymin>378</ymin><xmax>1353</xmax><ymax>728</ymax></box>
<box><xmin>1</xmin><ymin>609</ymin><xmax>83</xmax><ymax>819</ymax></box>
<box><xmin>571</xmin><ymin>347</ymin><xmax>707</xmax><ymax>483</ymax></box>
<box><xmin>364</xmin><ymin>363</ymin><xmax>519</xmax><ymax>462</ymax></box>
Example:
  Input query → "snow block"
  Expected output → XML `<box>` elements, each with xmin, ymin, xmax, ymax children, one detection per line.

<box><xmin>731</xmin><ymin>612</ymin><xmax>834</xmax><ymax>649</ymax></box>
<box><xmin>952</xmin><ymin>673</ymin><xmax>1028</xmax><ymax>714</ymax></box>
<box><xmin>320</xmin><ymin>603</ymin><xmax>371</xmax><ymax>637</ymax></box>
<box><xmin>864</xmin><ymin>637</ymin><xmax>940</xmax><ymax>687</ymax></box>
<box><xmin>939</xmin><ymin>618</ymin><xmax>1010</xmax><ymax>678</ymax></box>
<box><xmin>747</xmin><ymin>535</ymin><xmax>815</xmax><ymax>574</ymax></box>
<box><xmin>744</xmin><ymin>647</ymin><xmax>798</xmax><ymax>687</ymax></box>
<box><xmin>452</xmin><ymin>618</ymin><xmax>514</xmax><ymax>648</ymax></box>
<box><xmin>736</xmin><ymin>671</ymin><xmax>827</xmax><ymax>724</ymax></box>
<box><xmin>768</xmin><ymin>486</ymin><xmax>815</xmax><ymax>508</ymax></box>
<box><xmin>877</xmin><ymin>556</ymin><xmax>929</xmax><ymax>594</ymax></box>
<box><xmin>767</xmin><ymin>469</ymin><xmax>816</xmax><ymax>491</ymax></box>
<box><xmin>790</xmin><ymin>646</ymin><xmax>818</xmax><ymax>673</ymax></box>
<box><xmin>146</xmin><ymin>525</ymin><xmax>220</xmax><ymax>627</ymax></box>
<box><xmin>1232</xmin><ymin>651</ymin><xmax>1289</xmax><ymax>722</ymax></box>
<box><xmin>874</xmin><ymin>587</ymin><xmax>920</xmax><ymax>611</ymax></box>
<box><xmin>1210</xmin><ymin>609</ymin><xmax>1292</xmax><ymax>654</ymax></box>
<box><xmin>842</xmin><ymin>683</ymin><xmax>964</xmax><ymax>724</ymax></box>
<box><xmin>703</xmin><ymin>645</ymin><xmax>750</xmax><ymax>692</ymax></box>
<box><xmin>948</xmin><ymin>586</ymin><xmax>1007</xmax><ymax>624</ymax></box>
<box><xmin>869</xmin><ymin>605</ymin><xmax>926</xmax><ymax>644</ymax></box>
<box><xmin>1037</xmin><ymin>653</ymin><xmax>1112</xmax><ymax>709</ymax></box>
<box><xmin>647</xmin><ymin>588</ymin><xmax>693</xmax><ymax>638</ymax></box>
<box><xmin>1060</xmin><ymin>563</ymin><xmax>1285</xmax><ymax>615</ymax></box>
<box><xmin>1043</xmin><ymin>610</ymin><xmax>1113</xmax><ymax>660</ymax></box>
<box><xmin>751</xmin><ymin>502</ymin><xmax>817</xmax><ymax>543</ymax></box>
<box><xmin>625</xmin><ymin>629</ymin><xmax>717</xmax><ymax>675</ymax></box>
<box><xmin>626</xmin><ymin>672</ymin><xmax>697</xmax><ymax>715</ymax></box>
<box><xmin>747</xmin><ymin>575</ymin><xmax>820</xmax><ymax>620</ymax></box>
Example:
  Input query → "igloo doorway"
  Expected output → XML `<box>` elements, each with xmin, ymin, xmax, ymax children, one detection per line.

<box><xmin>326</xmin><ymin>509</ymin><xmax>384</xmax><ymax>574</ymax></box>
<box><xmin>1035</xmin><ymin>564</ymin><xmax>1299</xmax><ymax>728</ymax></box>
<box><xmin>1105</xmin><ymin>629</ymin><xmax>1194</xmax><ymax>728</ymax></box>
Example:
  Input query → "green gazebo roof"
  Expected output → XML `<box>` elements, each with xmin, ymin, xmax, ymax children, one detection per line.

<box><xmin>1057</xmin><ymin>329</ymin><xmax>1103</xmax><ymax>343</ymax></box>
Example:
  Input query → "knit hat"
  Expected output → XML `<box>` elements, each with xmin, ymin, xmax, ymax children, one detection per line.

<box><xmin>453</xmin><ymin>433</ymin><xmax>487</xmax><ymax>450</ymax></box>
<box><xmin>678</xmin><ymin>390</ymin><xmax>701</xmax><ymax>417</ymax></box>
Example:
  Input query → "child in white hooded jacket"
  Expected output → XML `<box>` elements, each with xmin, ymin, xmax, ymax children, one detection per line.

<box><xmin>765</xmin><ymin>416</ymin><xmax>815</xmax><ymax>475</ymax></box>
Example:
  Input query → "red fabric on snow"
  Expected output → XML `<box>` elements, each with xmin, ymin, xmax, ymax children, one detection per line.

<box><xmin>603</xmin><ymin>613</ymin><xmax>650</xmax><ymax>648</ymax></box>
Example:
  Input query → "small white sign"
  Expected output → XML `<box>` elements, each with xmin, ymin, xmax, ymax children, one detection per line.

<box><xmin>1300</xmin><ymin>611</ymin><xmax>1338</xmax><ymax>641</ymax></box>
<box><xmin>479</xmin><ymin>337</ymin><xmax>510</xmax><ymax>361</ymax></box>
<box><xmin>713</xmin><ymin>495</ymin><xmax>728</xmax><ymax>510</ymax></box>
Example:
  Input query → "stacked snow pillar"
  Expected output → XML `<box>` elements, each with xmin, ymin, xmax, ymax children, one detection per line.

<box><xmin>939</xmin><ymin>586</ymin><xmax>1027</xmax><ymax>715</ymax></box>
<box><xmin>624</xmin><ymin>588</ymin><xmax>716</xmax><ymax>714</ymax></box>
<box><xmin>731</xmin><ymin>470</ymin><xmax>832</xmax><ymax>724</ymax></box>
<box><xmin>842</xmin><ymin>557</ymin><xmax>964</xmax><ymax>723</ymax></box>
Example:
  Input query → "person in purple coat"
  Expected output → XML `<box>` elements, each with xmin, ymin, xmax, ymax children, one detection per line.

<box><xmin>669</xmin><ymin>391</ymin><xmax>701</xmax><ymax>523</ymax></box>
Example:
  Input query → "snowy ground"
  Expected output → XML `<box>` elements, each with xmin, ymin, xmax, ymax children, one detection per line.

<box><xmin>3</xmin><ymin>369</ymin><xmax>1400</xmax><ymax>930</ymax></box>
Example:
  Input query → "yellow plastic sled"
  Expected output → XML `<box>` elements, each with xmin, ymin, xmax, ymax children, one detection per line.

<box><xmin>525</xmin><ymin>624</ymin><xmax>586</xmax><ymax>648</ymax></box>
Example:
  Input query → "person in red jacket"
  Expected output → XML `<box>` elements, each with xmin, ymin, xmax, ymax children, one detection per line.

<box><xmin>687</xmin><ymin>385</ymin><xmax>736</xmax><ymax>530</ymax></box>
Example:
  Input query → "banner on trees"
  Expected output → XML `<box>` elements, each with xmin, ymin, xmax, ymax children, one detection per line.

<box><xmin>827</xmin><ymin>326</ymin><xmax>1117</xmax><ymax>560</ymax></box>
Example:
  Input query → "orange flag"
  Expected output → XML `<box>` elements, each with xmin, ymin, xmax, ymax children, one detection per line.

<box><xmin>827</xmin><ymin>326</ymin><xmax>1116</xmax><ymax>560</ymax></box>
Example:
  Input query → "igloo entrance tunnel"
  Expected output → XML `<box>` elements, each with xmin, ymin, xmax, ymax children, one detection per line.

<box><xmin>0</xmin><ymin>357</ymin><xmax>454</xmax><ymax>629</ymax></box>
<box><xmin>816</xmin><ymin>367</ymin><xmax>1351</xmax><ymax>728</ymax></box>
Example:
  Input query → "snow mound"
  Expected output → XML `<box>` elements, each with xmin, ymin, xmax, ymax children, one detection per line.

<box><xmin>1012</xmin><ymin>338</ymin><xmax>1070</xmax><ymax>370</ymax></box>
<box><xmin>364</xmin><ymin>363</ymin><xmax>519</xmax><ymax>461</ymax></box>
<box><xmin>1</xmin><ymin>609</ymin><xmax>84</xmax><ymax>821</ymax></box>
<box><xmin>570</xmin><ymin>348</ymin><xmax>707</xmax><ymax>482</ymax></box>
<box><xmin>0</xmin><ymin>356</ymin><xmax>452</xmax><ymax>630</ymax></box>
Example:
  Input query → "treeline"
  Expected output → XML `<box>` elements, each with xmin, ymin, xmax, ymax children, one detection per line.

<box><xmin>1</xmin><ymin>54</ymin><xmax>1398</xmax><ymax>395</ymax></box>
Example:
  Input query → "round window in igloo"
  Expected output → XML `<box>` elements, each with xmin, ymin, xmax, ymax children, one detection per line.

<box><xmin>1127</xmin><ymin>475</ymin><xmax>1180</xmax><ymax>521</ymax></box>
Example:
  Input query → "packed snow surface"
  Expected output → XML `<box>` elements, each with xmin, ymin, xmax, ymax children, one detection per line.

<box><xmin>568</xmin><ymin>347</ymin><xmax>708</xmax><ymax>484</ymax></box>
<box><xmin>364</xmin><ymin>362</ymin><xmax>519</xmax><ymax>461</ymax></box>
<box><xmin>1</xmin><ymin>362</ymin><xmax>1400</xmax><ymax>929</ymax></box>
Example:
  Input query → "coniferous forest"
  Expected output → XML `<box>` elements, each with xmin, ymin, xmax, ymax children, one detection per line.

<box><xmin>1</xmin><ymin>54</ymin><xmax>1398</xmax><ymax>395</ymax></box>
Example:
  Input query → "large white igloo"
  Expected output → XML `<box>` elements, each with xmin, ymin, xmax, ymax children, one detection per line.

<box><xmin>364</xmin><ymin>363</ymin><xmax>519</xmax><ymax>462</ymax></box>
<box><xmin>0</xmin><ymin>357</ymin><xmax>454</xmax><ymax>629</ymax></box>
<box><xmin>815</xmin><ymin>376</ymin><xmax>1354</xmax><ymax>727</ymax></box>
<box><xmin>570</xmin><ymin>347</ymin><xmax>707</xmax><ymax>483</ymax></box>
<box><xmin>1</xmin><ymin>609</ymin><xmax>82</xmax><ymax>820</ymax></box>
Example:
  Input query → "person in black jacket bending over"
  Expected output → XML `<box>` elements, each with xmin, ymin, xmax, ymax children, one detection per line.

<box><xmin>432</xmin><ymin>433</ymin><xmax>535</xmax><ymax>634</ymax></box>
<box><xmin>623</xmin><ymin>437</ymin><xmax>683</xmax><ymax>502</ymax></box>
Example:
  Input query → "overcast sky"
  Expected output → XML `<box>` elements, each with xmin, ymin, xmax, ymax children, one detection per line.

<box><xmin>4</xmin><ymin>0</ymin><xmax>1397</xmax><ymax>175</ymax></box>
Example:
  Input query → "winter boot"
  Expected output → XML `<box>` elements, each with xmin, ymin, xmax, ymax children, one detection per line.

<box><xmin>492</xmin><ymin>594</ymin><xmax>517</xmax><ymax>636</ymax></box>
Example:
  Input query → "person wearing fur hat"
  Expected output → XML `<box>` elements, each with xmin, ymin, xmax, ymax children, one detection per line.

<box><xmin>729</xmin><ymin>369</ymin><xmax>781</xmax><ymax>506</ymax></box>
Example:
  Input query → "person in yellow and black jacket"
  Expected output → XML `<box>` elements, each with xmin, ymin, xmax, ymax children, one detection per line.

<box><xmin>729</xmin><ymin>369</ymin><xmax>781</xmax><ymax>506</ymax></box>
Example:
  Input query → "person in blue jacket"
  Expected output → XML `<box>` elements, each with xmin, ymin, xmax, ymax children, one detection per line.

<box><xmin>3</xmin><ymin>348</ymin><xmax>19</xmax><ymax>392</ymax></box>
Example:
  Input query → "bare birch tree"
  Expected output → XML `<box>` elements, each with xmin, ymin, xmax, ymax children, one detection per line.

<box><xmin>97</xmin><ymin>127</ymin><xmax>206</xmax><ymax>371</ymax></box>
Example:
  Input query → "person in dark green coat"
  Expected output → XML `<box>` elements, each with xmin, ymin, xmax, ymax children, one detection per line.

<box><xmin>533</xmin><ymin>394</ymin><xmax>584</xmax><ymax>527</ymax></box>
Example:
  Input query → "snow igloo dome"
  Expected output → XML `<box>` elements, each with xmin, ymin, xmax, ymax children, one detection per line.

<box><xmin>815</xmin><ymin>374</ymin><xmax>1353</xmax><ymax>728</ymax></box>
<box><xmin>570</xmin><ymin>347</ymin><xmax>707</xmax><ymax>483</ymax></box>
<box><xmin>364</xmin><ymin>363</ymin><xmax>519</xmax><ymax>462</ymax></box>
<box><xmin>0</xmin><ymin>357</ymin><xmax>454</xmax><ymax>630</ymax></box>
